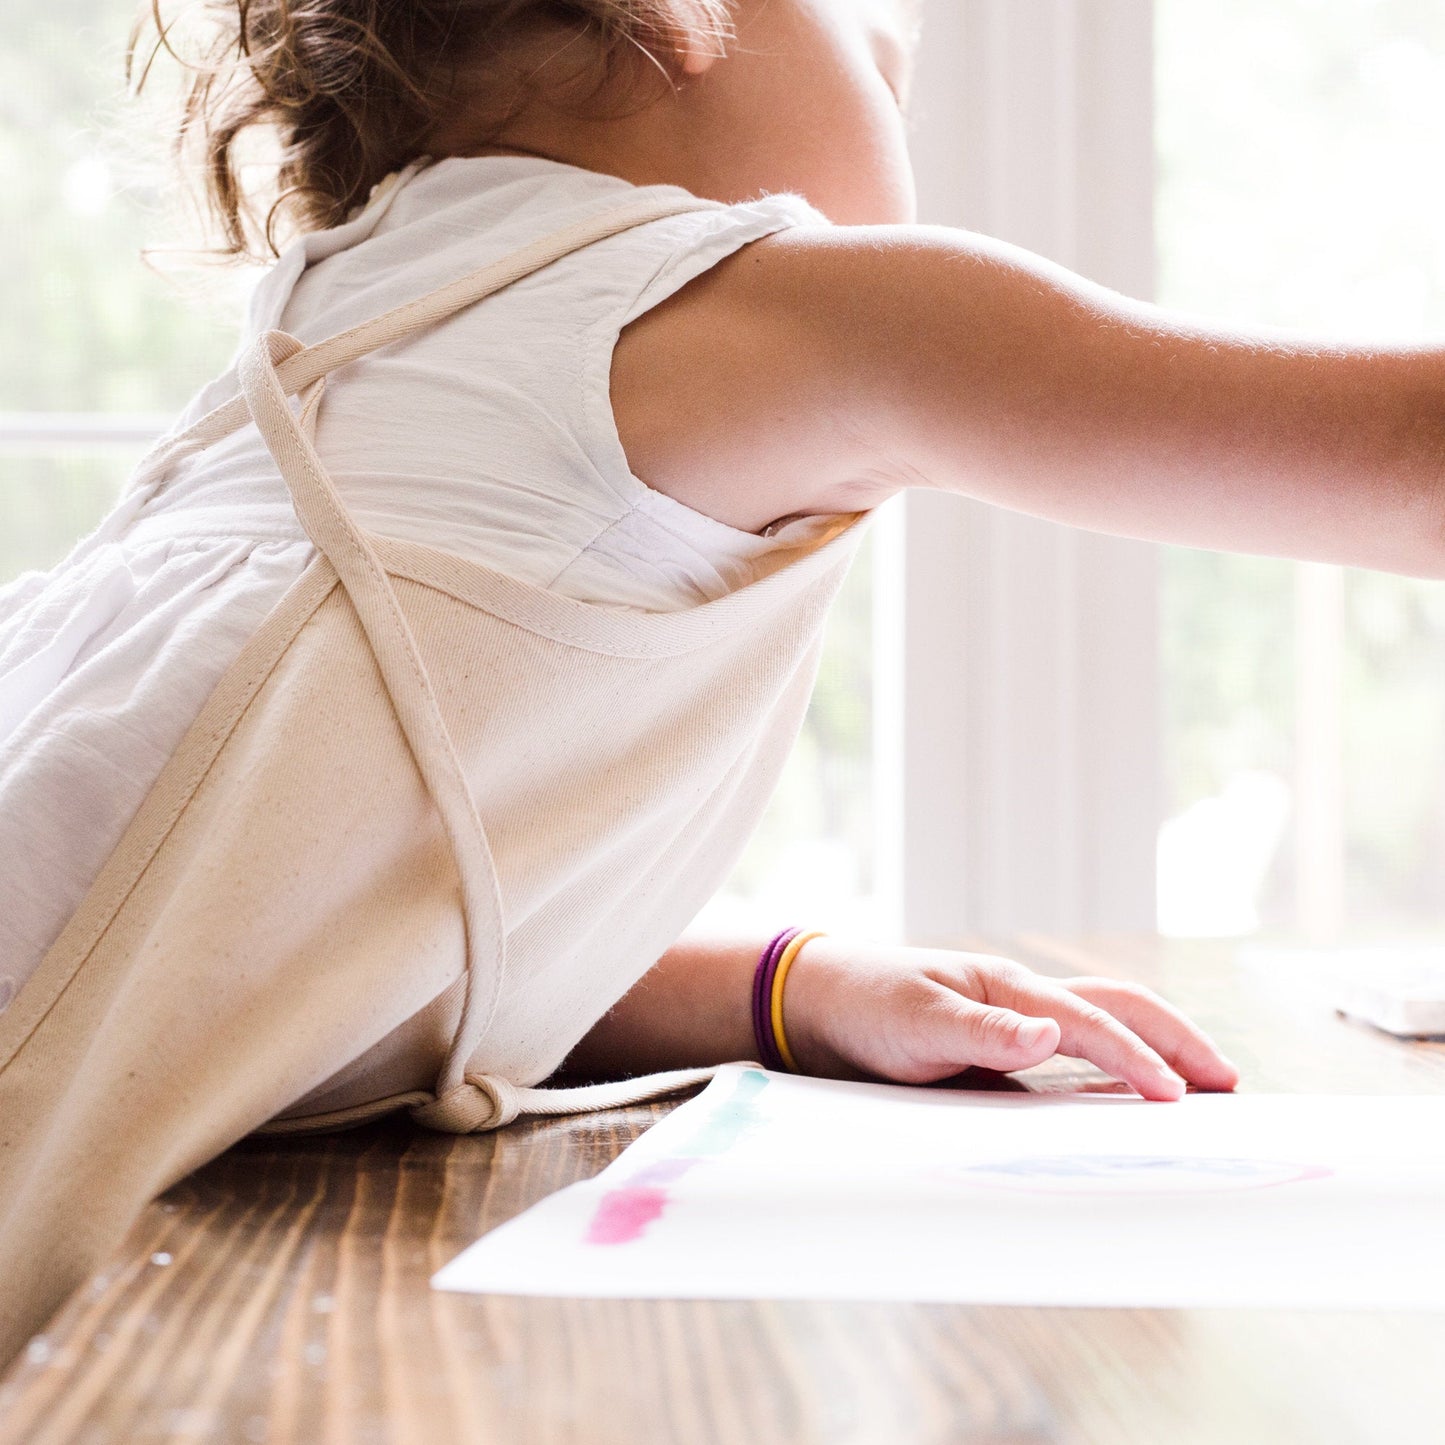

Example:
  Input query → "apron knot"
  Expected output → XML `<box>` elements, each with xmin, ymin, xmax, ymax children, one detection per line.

<box><xmin>410</xmin><ymin>1073</ymin><xmax>521</xmax><ymax>1133</ymax></box>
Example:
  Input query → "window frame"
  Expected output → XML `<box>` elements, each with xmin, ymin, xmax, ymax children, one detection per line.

<box><xmin>878</xmin><ymin>0</ymin><xmax>1161</xmax><ymax>942</ymax></box>
<box><xmin>0</xmin><ymin>416</ymin><xmax>168</xmax><ymax>448</ymax></box>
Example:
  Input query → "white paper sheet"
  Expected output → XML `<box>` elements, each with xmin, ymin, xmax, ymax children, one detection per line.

<box><xmin>432</xmin><ymin>1066</ymin><xmax>1445</xmax><ymax>1310</ymax></box>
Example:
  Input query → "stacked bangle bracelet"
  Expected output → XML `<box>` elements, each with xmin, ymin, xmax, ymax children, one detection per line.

<box><xmin>751</xmin><ymin>927</ymin><xmax>827</xmax><ymax>1072</ymax></box>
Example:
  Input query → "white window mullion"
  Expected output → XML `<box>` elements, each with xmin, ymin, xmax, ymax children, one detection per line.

<box><xmin>0</xmin><ymin>414</ymin><xmax>170</xmax><ymax>449</ymax></box>
<box><xmin>880</xmin><ymin>0</ymin><xmax>1160</xmax><ymax>943</ymax></box>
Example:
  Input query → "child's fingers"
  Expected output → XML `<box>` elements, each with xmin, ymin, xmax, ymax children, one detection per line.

<box><xmin>1061</xmin><ymin>978</ymin><xmax>1239</xmax><ymax>1092</ymax></box>
<box><xmin>925</xmin><ymin>994</ymin><xmax>1062</xmax><ymax>1076</ymax></box>
<box><xmin>985</xmin><ymin>974</ymin><xmax>1188</xmax><ymax>1101</ymax></box>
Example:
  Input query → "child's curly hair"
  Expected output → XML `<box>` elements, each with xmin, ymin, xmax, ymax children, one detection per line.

<box><xmin>128</xmin><ymin>1</ymin><xmax>731</xmax><ymax>261</ymax></box>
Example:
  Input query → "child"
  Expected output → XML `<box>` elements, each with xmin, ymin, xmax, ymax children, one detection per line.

<box><xmin>4</xmin><ymin>0</ymin><xmax>1430</xmax><ymax>1357</ymax></box>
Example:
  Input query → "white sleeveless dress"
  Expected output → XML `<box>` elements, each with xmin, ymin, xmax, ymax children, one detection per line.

<box><xmin>0</xmin><ymin>156</ymin><xmax>838</xmax><ymax>1012</ymax></box>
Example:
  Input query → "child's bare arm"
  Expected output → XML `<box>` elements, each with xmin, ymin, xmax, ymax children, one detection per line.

<box><xmin>562</xmin><ymin>932</ymin><xmax>1238</xmax><ymax>1101</ymax></box>
<box><xmin>613</xmin><ymin>225</ymin><xmax>1445</xmax><ymax>575</ymax></box>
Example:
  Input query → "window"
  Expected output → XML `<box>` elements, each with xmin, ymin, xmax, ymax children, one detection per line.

<box><xmin>2</xmin><ymin>0</ymin><xmax>240</xmax><ymax>581</ymax></box>
<box><xmin>1156</xmin><ymin>0</ymin><xmax>1445</xmax><ymax>942</ymax></box>
<box><xmin>888</xmin><ymin>0</ymin><xmax>1445</xmax><ymax>947</ymax></box>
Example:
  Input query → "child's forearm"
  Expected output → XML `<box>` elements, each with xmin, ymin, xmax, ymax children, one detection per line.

<box><xmin>559</xmin><ymin>931</ymin><xmax>1240</xmax><ymax>1102</ymax></box>
<box><xmin>561</xmin><ymin>932</ymin><xmax>766</xmax><ymax>1079</ymax></box>
<box><xmin>887</xmin><ymin>235</ymin><xmax>1445</xmax><ymax>577</ymax></box>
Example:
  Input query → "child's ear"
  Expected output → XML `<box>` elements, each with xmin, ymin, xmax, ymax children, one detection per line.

<box><xmin>670</xmin><ymin>0</ymin><xmax>729</xmax><ymax>78</ymax></box>
<box><xmin>676</xmin><ymin>43</ymin><xmax>719</xmax><ymax>78</ymax></box>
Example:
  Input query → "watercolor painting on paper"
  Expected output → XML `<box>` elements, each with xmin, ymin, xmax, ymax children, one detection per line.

<box><xmin>434</xmin><ymin>1066</ymin><xmax>1445</xmax><ymax>1310</ymax></box>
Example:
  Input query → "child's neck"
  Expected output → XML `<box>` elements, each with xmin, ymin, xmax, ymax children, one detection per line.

<box><xmin>441</xmin><ymin>124</ymin><xmax>716</xmax><ymax>202</ymax></box>
<box><xmin>428</xmin><ymin>57</ymin><xmax>740</xmax><ymax>207</ymax></box>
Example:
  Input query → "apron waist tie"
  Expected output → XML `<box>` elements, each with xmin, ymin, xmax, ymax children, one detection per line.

<box><xmin>412</xmin><ymin>1073</ymin><xmax>522</xmax><ymax>1132</ymax></box>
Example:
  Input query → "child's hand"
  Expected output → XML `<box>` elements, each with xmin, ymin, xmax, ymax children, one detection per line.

<box><xmin>783</xmin><ymin>938</ymin><xmax>1239</xmax><ymax>1101</ymax></box>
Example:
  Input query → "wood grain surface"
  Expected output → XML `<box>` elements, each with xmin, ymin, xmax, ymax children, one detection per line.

<box><xmin>3</xmin><ymin>935</ymin><xmax>1445</xmax><ymax>1445</ymax></box>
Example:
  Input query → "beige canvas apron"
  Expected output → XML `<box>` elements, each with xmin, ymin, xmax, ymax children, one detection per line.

<box><xmin>0</xmin><ymin>193</ymin><xmax>871</xmax><ymax>1362</ymax></box>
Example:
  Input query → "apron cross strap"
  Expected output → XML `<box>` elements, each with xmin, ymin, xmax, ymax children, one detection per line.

<box><xmin>225</xmin><ymin>193</ymin><xmax>718</xmax><ymax>1084</ymax></box>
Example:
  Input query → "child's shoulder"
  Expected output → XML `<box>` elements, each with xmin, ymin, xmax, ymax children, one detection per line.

<box><xmin>608</xmin><ymin>214</ymin><xmax>922</xmax><ymax>535</ymax></box>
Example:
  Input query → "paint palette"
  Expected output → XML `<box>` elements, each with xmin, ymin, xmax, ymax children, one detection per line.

<box><xmin>1328</xmin><ymin>948</ymin><xmax>1445</xmax><ymax>1038</ymax></box>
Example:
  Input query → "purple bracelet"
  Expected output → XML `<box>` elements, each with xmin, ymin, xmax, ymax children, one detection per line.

<box><xmin>752</xmin><ymin>927</ymin><xmax>802</xmax><ymax>1071</ymax></box>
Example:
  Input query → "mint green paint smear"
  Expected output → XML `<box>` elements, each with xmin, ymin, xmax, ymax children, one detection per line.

<box><xmin>684</xmin><ymin>1067</ymin><xmax>770</xmax><ymax>1157</ymax></box>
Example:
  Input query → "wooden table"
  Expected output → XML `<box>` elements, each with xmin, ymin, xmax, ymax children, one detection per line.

<box><xmin>3</xmin><ymin>935</ymin><xmax>1445</xmax><ymax>1444</ymax></box>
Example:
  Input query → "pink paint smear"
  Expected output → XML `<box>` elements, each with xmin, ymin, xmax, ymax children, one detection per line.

<box><xmin>583</xmin><ymin>1068</ymin><xmax>771</xmax><ymax>1247</ymax></box>
<box><xmin>585</xmin><ymin>1158</ymin><xmax>701</xmax><ymax>1245</ymax></box>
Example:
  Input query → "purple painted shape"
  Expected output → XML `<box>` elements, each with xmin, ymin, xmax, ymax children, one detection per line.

<box><xmin>584</xmin><ymin>1158</ymin><xmax>701</xmax><ymax>1246</ymax></box>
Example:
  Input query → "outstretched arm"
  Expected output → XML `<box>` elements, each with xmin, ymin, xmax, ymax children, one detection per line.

<box><xmin>613</xmin><ymin>224</ymin><xmax>1445</xmax><ymax>576</ymax></box>
<box><xmin>562</xmin><ymin>931</ymin><xmax>1239</xmax><ymax>1102</ymax></box>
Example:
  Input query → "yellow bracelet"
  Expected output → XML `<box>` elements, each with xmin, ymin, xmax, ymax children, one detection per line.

<box><xmin>769</xmin><ymin>930</ymin><xmax>827</xmax><ymax>1073</ymax></box>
